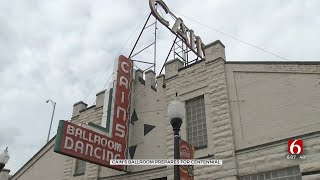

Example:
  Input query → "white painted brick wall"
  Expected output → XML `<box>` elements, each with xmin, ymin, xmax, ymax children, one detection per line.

<box><xmin>163</xmin><ymin>41</ymin><xmax>238</xmax><ymax>180</ymax></box>
<box><xmin>236</xmin><ymin>134</ymin><xmax>320</xmax><ymax>178</ymax></box>
<box><xmin>60</xmin><ymin>41</ymin><xmax>320</xmax><ymax>180</ymax></box>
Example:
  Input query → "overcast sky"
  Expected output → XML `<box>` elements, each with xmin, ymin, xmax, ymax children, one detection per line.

<box><xmin>1</xmin><ymin>0</ymin><xmax>319</xmax><ymax>174</ymax></box>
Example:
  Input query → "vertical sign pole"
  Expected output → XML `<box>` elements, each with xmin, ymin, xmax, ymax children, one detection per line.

<box><xmin>47</xmin><ymin>102</ymin><xmax>56</xmax><ymax>143</ymax></box>
<box><xmin>154</xmin><ymin>4</ymin><xmax>158</xmax><ymax>72</ymax></box>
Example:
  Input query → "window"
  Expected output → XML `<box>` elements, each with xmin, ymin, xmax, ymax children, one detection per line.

<box><xmin>186</xmin><ymin>95</ymin><xmax>208</xmax><ymax>150</ymax></box>
<box><xmin>239</xmin><ymin>166</ymin><xmax>302</xmax><ymax>180</ymax></box>
<box><xmin>73</xmin><ymin>159</ymin><xmax>86</xmax><ymax>176</ymax></box>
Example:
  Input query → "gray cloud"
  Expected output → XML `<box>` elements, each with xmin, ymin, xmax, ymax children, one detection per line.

<box><xmin>0</xmin><ymin>126</ymin><xmax>21</xmax><ymax>145</ymax></box>
<box><xmin>0</xmin><ymin>0</ymin><xmax>319</xmax><ymax>175</ymax></box>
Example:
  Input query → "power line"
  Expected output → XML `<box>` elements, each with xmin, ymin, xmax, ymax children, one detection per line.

<box><xmin>102</xmin><ymin>72</ymin><xmax>114</xmax><ymax>91</ymax></box>
<box><xmin>171</xmin><ymin>10</ymin><xmax>289</xmax><ymax>61</ymax></box>
<box><xmin>82</xmin><ymin>14</ymin><xmax>149</xmax><ymax>102</ymax></box>
<box><xmin>91</xmin><ymin>72</ymin><xmax>115</xmax><ymax>106</ymax></box>
<box><xmin>83</xmin><ymin>63</ymin><xmax>113</xmax><ymax>102</ymax></box>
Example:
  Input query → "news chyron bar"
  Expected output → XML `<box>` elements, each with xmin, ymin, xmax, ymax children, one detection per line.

<box><xmin>110</xmin><ymin>159</ymin><xmax>223</xmax><ymax>166</ymax></box>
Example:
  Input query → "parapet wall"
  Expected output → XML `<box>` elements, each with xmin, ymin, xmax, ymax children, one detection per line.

<box><xmin>66</xmin><ymin>66</ymin><xmax>168</xmax><ymax>179</ymax></box>
<box><xmin>62</xmin><ymin>38</ymin><xmax>320</xmax><ymax>180</ymax></box>
<box><xmin>225</xmin><ymin>62</ymin><xmax>320</xmax><ymax>179</ymax></box>
<box><xmin>164</xmin><ymin>40</ymin><xmax>238</xmax><ymax>180</ymax></box>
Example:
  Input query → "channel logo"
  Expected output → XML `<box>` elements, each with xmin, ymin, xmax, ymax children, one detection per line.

<box><xmin>288</xmin><ymin>139</ymin><xmax>303</xmax><ymax>155</ymax></box>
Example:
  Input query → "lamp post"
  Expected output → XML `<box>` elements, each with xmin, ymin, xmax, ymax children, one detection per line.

<box><xmin>0</xmin><ymin>148</ymin><xmax>10</xmax><ymax>172</ymax></box>
<box><xmin>46</xmin><ymin>99</ymin><xmax>56</xmax><ymax>143</ymax></box>
<box><xmin>168</xmin><ymin>95</ymin><xmax>185</xmax><ymax>180</ymax></box>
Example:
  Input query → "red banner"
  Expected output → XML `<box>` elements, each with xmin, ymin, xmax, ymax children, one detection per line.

<box><xmin>180</xmin><ymin>139</ymin><xmax>195</xmax><ymax>180</ymax></box>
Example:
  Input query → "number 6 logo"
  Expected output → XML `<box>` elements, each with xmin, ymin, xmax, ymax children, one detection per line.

<box><xmin>288</xmin><ymin>139</ymin><xmax>303</xmax><ymax>155</ymax></box>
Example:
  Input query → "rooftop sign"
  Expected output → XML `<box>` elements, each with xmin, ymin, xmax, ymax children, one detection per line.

<box><xmin>110</xmin><ymin>55</ymin><xmax>132</xmax><ymax>168</ymax></box>
<box><xmin>149</xmin><ymin>0</ymin><xmax>205</xmax><ymax>59</ymax></box>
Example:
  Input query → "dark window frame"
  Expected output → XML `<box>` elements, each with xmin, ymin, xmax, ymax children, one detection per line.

<box><xmin>185</xmin><ymin>95</ymin><xmax>208</xmax><ymax>150</ymax></box>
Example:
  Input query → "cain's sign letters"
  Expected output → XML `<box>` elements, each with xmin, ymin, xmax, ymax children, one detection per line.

<box><xmin>149</xmin><ymin>0</ymin><xmax>205</xmax><ymax>59</ymax></box>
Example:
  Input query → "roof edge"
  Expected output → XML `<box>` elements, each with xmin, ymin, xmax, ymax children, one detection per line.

<box><xmin>225</xmin><ymin>61</ymin><xmax>320</xmax><ymax>65</ymax></box>
<box><xmin>11</xmin><ymin>135</ymin><xmax>56</xmax><ymax>179</ymax></box>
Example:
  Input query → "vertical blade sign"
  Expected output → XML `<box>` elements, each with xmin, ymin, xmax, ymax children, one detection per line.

<box><xmin>54</xmin><ymin>55</ymin><xmax>132</xmax><ymax>171</ymax></box>
<box><xmin>112</xmin><ymin>55</ymin><xmax>132</xmax><ymax>169</ymax></box>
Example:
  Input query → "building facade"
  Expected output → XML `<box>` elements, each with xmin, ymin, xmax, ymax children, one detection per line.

<box><xmin>11</xmin><ymin>40</ymin><xmax>320</xmax><ymax>180</ymax></box>
<box><xmin>0</xmin><ymin>169</ymin><xmax>11</xmax><ymax>180</ymax></box>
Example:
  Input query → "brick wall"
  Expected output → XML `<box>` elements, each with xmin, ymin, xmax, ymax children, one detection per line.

<box><xmin>11</xmin><ymin>140</ymin><xmax>65</xmax><ymax>180</ymax></box>
<box><xmin>62</xmin><ymin>92</ymin><xmax>104</xmax><ymax>180</ymax></box>
<box><xmin>236</xmin><ymin>133</ymin><xmax>320</xmax><ymax>180</ymax></box>
<box><xmin>225</xmin><ymin>62</ymin><xmax>320</xmax><ymax>180</ymax></box>
<box><xmin>98</xmin><ymin>69</ymin><xmax>169</xmax><ymax>178</ymax></box>
<box><xmin>61</xmin><ymin>40</ymin><xmax>320</xmax><ymax>180</ymax></box>
<box><xmin>164</xmin><ymin>40</ymin><xmax>238</xmax><ymax>180</ymax></box>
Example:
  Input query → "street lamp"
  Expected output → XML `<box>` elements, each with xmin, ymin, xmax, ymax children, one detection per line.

<box><xmin>0</xmin><ymin>148</ymin><xmax>10</xmax><ymax>171</ymax></box>
<box><xmin>46</xmin><ymin>99</ymin><xmax>56</xmax><ymax>143</ymax></box>
<box><xmin>168</xmin><ymin>95</ymin><xmax>185</xmax><ymax>180</ymax></box>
